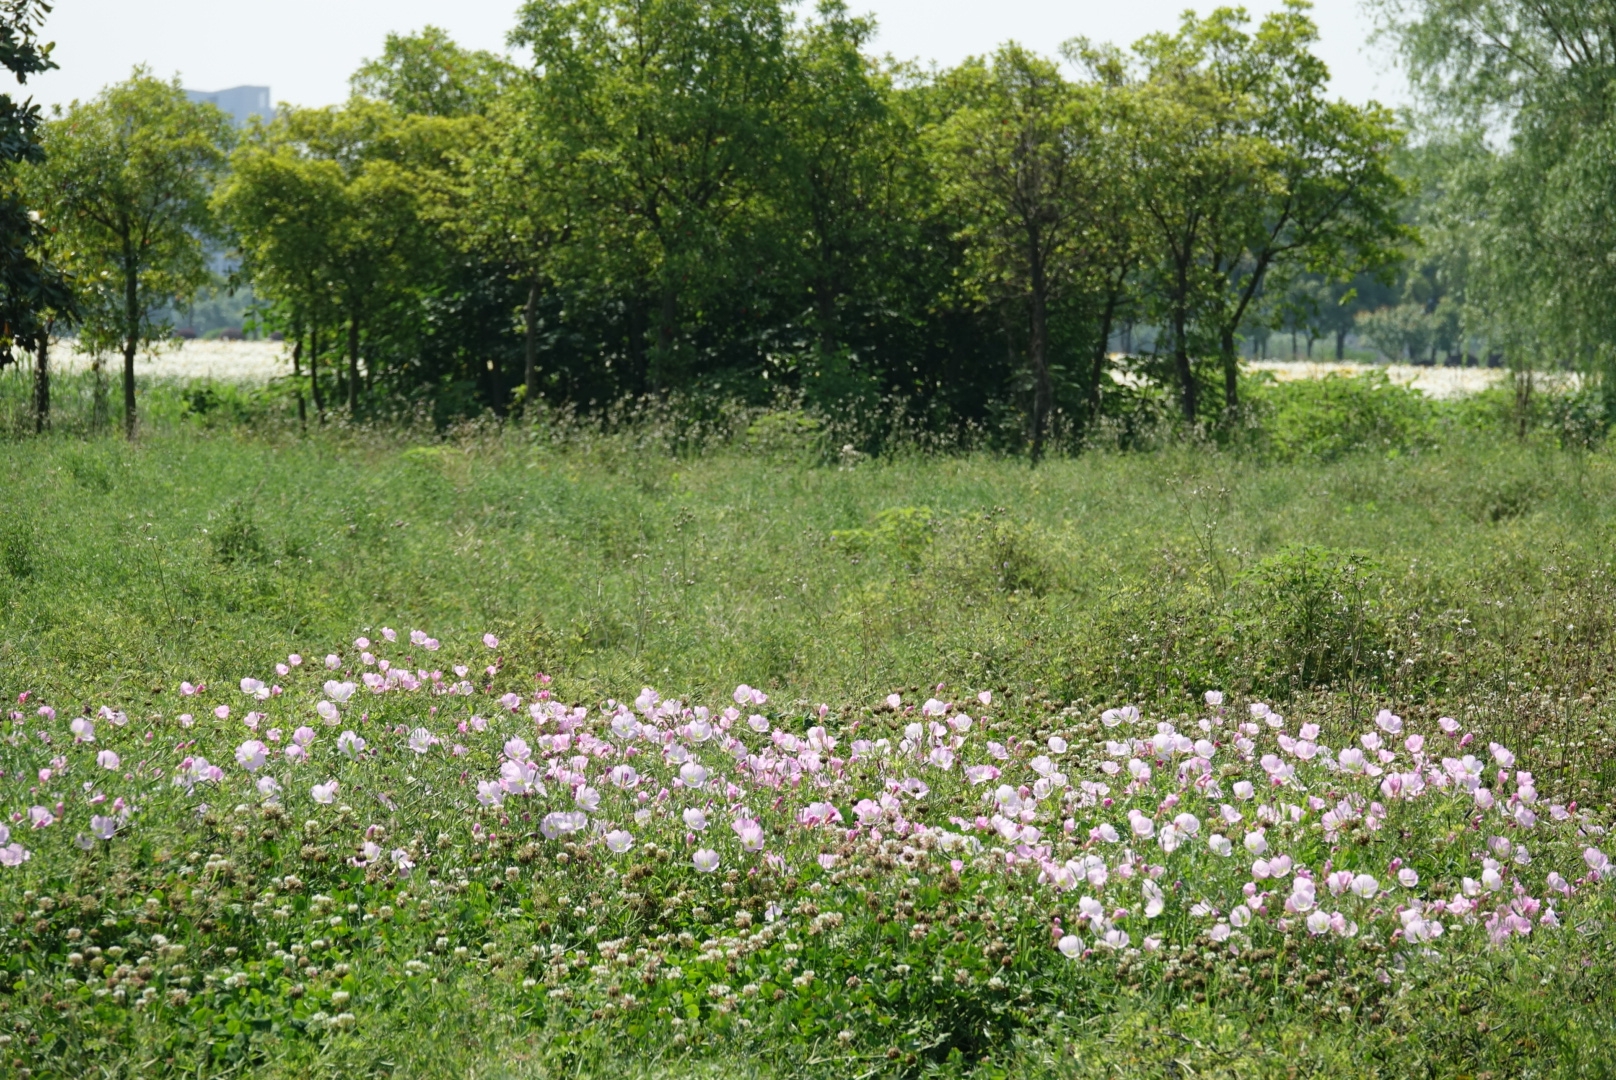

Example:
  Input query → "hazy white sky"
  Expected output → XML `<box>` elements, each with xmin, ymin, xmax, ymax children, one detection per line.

<box><xmin>24</xmin><ymin>0</ymin><xmax>1405</xmax><ymax>113</ymax></box>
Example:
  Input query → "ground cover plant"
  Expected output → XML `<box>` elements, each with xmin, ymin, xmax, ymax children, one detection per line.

<box><xmin>4</xmin><ymin>390</ymin><xmax>1616</xmax><ymax>1076</ymax></box>
<box><xmin>1</xmin><ymin>646</ymin><xmax>1614</xmax><ymax>1079</ymax></box>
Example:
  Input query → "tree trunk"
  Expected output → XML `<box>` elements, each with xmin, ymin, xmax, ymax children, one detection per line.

<box><xmin>814</xmin><ymin>275</ymin><xmax>837</xmax><ymax>360</ymax></box>
<box><xmin>347</xmin><ymin>316</ymin><xmax>360</xmax><ymax>414</ymax></box>
<box><xmin>523</xmin><ymin>278</ymin><xmax>540</xmax><ymax>417</ymax></box>
<box><xmin>91</xmin><ymin>358</ymin><xmax>108</xmax><ymax>432</ymax></box>
<box><xmin>123</xmin><ymin>256</ymin><xmax>139</xmax><ymax>440</ymax></box>
<box><xmin>1088</xmin><ymin>290</ymin><xmax>1119</xmax><ymax>425</ymax></box>
<box><xmin>33</xmin><ymin>333</ymin><xmax>48</xmax><ymax>434</ymax></box>
<box><xmin>626</xmin><ymin>297</ymin><xmax>647</xmax><ymax>395</ymax></box>
<box><xmin>309</xmin><ymin>325</ymin><xmax>325</xmax><ymax>421</ymax></box>
<box><xmin>1336</xmin><ymin>327</ymin><xmax>1348</xmax><ymax>360</ymax></box>
<box><xmin>1220</xmin><ymin>326</ymin><xmax>1239</xmax><ymax>412</ymax></box>
<box><xmin>292</xmin><ymin>333</ymin><xmax>307</xmax><ymax>432</ymax></box>
<box><xmin>651</xmin><ymin>281</ymin><xmax>678</xmax><ymax>391</ymax></box>
<box><xmin>1173</xmin><ymin>303</ymin><xmax>1197</xmax><ymax>422</ymax></box>
<box><xmin>1028</xmin><ymin>285</ymin><xmax>1052</xmax><ymax>464</ymax></box>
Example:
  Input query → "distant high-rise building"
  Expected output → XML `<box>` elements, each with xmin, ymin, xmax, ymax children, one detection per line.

<box><xmin>183</xmin><ymin>85</ymin><xmax>272</xmax><ymax>128</ymax></box>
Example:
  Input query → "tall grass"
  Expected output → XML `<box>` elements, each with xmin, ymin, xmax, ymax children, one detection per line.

<box><xmin>4</xmin><ymin>366</ymin><xmax>1616</xmax><ymax>1077</ymax></box>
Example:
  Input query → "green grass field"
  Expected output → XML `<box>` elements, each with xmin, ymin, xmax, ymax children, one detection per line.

<box><xmin>3</xmin><ymin>382</ymin><xmax>1616</xmax><ymax>1077</ymax></box>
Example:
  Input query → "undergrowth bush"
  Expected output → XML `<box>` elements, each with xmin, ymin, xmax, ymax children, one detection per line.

<box><xmin>1248</xmin><ymin>372</ymin><xmax>1438</xmax><ymax>463</ymax></box>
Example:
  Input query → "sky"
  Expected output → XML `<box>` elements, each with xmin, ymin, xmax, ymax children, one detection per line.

<box><xmin>23</xmin><ymin>0</ymin><xmax>1407</xmax><ymax>113</ymax></box>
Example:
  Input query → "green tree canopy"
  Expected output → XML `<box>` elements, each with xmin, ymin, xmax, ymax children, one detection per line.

<box><xmin>0</xmin><ymin>0</ymin><xmax>74</xmax><ymax>371</ymax></box>
<box><xmin>34</xmin><ymin>69</ymin><xmax>233</xmax><ymax>436</ymax></box>
<box><xmin>512</xmin><ymin>0</ymin><xmax>794</xmax><ymax>391</ymax></box>
<box><xmin>1130</xmin><ymin>2</ymin><xmax>1407</xmax><ymax>419</ymax></box>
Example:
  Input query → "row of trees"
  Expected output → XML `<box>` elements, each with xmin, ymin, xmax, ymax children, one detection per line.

<box><xmin>1372</xmin><ymin>0</ymin><xmax>1616</xmax><ymax>397</ymax></box>
<box><xmin>15</xmin><ymin>0</ymin><xmax>1409</xmax><ymax>448</ymax></box>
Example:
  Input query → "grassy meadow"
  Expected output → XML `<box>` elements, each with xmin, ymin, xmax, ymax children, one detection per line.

<box><xmin>1</xmin><ymin>371</ymin><xmax>1615</xmax><ymax>1077</ymax></box>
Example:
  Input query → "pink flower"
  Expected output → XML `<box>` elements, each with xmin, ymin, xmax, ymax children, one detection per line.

<box><xmin>288</xmin><ymin>654</ymin><xmax>303</xmax><ymax>667</ymax></box>
<box><xmin>325</xmin><ymin>654</ymin><xmax>342</xmax><ymax>670</ymax></box>
<box><xmin>798</xmin><ymin>802</ymin><xmax>843</xmax><ymax>826</ymax></box>
<box><xmin>235</xmin><ymin>740</ymin><xmax>268</xmax><ymax>771</ymax></box>
<box><xmin>96</xmin><ymin>749</ymin><xmax>120</xmax><ymax>770</ymax></box>
<box><xmin>605</xmin><ymin>830</ymin><xmax>634</xmax><ymax>853</ymax></box>
<box><xmin>483</xmin><ymin>633</ymin><xmax>499</xmax><ymax>649</ymax></box>
<box><xmin>70</xmin><ymin>717</ymin><xmax>95</xmax><ymax>743</ymax></box>
<box><xmin>312</xmin><ymin>781</ymin><xmax>338</xmax><ymax>804</ymax></box>
<box><xmin>1585</xmin><ymin>847</ymin><xmax>1611</xmax><ymax>877</ymax></box>
<box><xmin>732</xmin><ymin>817</ymin><xmax>766</xmax><ymax>852</ymax></box>
<box><xmin>692</xmin><ymin>848</ymin><xmax>720</xmax><ymax>873</ymax></box>
<box><xmin>29</xmin><ymin>806</ymin><xmax>54</xmax><ymax>828</ymax></box>
<box><xmin>214</xmin><ymin>705</ymin><xmax>230</xmax><ymax>720</ymax></box>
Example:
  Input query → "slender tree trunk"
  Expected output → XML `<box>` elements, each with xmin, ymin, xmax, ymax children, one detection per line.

<box><xmin>347</xmin><ymin>316</ymin><xmax>360</xmax><ymax>414</ymax></box>
<box><xmin>814</xmin><ymin>275</ymin><xmax>837</xmax><ymax>360</ymax></box>
<box><xmin>33</xmin><ymin>333</ymin><xmax>49</xmax><ymax>434</ymax></box>
<box><xmin>1173</xmin><ymin>301</ymin><xmax>1196</xmax><ymax>422</ymax></box>
<box><xmin>292</xmin><ymin>333</ymin><xmax>307</xmax><ymax>432</ymax></box>
<box><xmin>1088</xmin><ymin>291</ymin><xmax>1119</xmax><ymax>424</ymax></box>
<box><xmin>1028</xmin><ymin>285</ymin><xmax>1051</xmax><ymax>465</ymax></box>
<box><xmin>123</xmin><ymin>254</ymin><xmax>139</xmax><ymax>440</ymax></box>
<box><xmin>1336</xmin><ymin>327</ymin><xmax>1347</xmax><ymax>361</ymax></box>
<box><xmin>651</xmin><ymin>282</ymin><xmax>678</xmax><ymax>391</ymax></box>
<box><xmin>309</xmin><ymin>325</ymin><xmax>325</xmax><ymax>422</ymax></box>
<box><xmin>523</xmin><ymin>278</ymin><xmax>540</xmax><ymax>417</ymax></box>
<box><xmin>91</xmin><ymin>358</ymin><xmax>108</xmax><ymax>432</ymax></box>
<box><xmin>626</xmin><ymin>296</ymin><xmax>647</xmax><ymax>396</ymax></box>
<box><xmin>1220</xmin><ymin>326</ymin><xmax>1239</xmax><ymax>412</ymax></box>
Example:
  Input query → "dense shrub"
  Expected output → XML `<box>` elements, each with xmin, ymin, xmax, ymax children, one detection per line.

<box><xmin>1248</xmin><ymin>371</ymin><xmax>1438</xmax><ymax>462</ymax></box>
